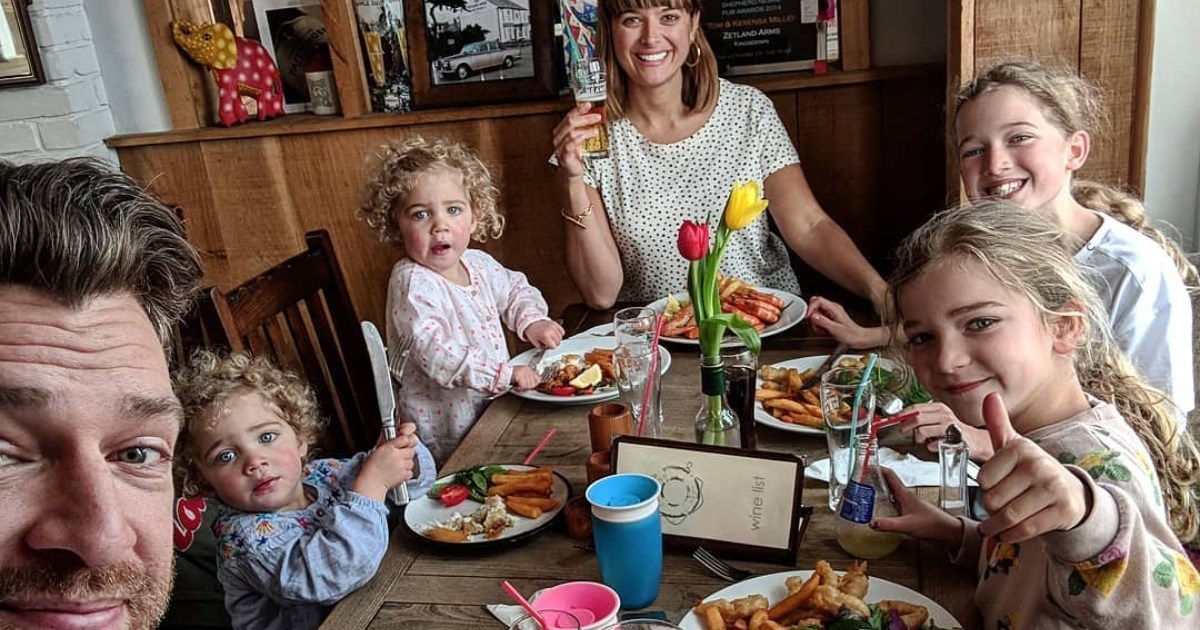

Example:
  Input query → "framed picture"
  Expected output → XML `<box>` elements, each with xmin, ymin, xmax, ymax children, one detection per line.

<box><xmin>404</xmin><ymin>0</ymin><xmax>557</xmax><ymax>108</ymax></box>
<box><xmin>252</xmin><ymin>0</ymin><xmax>328</xmax><ymax>113</ymax></box>
<box><xmin>612</xmin><ymin>436</ymin><xmax>812</xmax><ymax>563</ymax></box>
<box><xmin>0</xmin><ymin>0</ymin><xmax>45</xmax><ymax>88</ymax></box>
<box><xmin>700</xmin><ymin>0</ymin><xmax>821</xmax><ymax>76</ymax></box>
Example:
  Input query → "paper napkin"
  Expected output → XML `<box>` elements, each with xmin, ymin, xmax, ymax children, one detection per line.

<box><xmin>487</xmin><ymin>589</ymin><xmax>548</xmax><ymax>627</ymax></box>
<box><xmin>807</xmin><ymin>447</ymin><xmax>979</xmax><ymax>487</ymax></box>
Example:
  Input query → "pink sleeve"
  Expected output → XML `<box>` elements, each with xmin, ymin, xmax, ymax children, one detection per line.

<box><xmin>390</xmin><ymin>270</ymin><xmax>510</xmax><ymax>394</ymax></box>
<box><xmin>483</xmin><ymin>256</ymin><xmax>551</xmax><ymax>340</ymax></box>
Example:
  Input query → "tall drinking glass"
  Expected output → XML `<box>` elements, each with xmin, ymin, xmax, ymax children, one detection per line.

<box><xmin>560</xmin><ymin>0</ymin><xmax>608</xmax><ymax>159</ymax></box>
<box><xmin>721</xmin><ymin>347</ymin><xmax>758</xmax><ymax>450</ymax></box>
<box><xmin>820</xmin><ymin>367</ymin><xmax>874</xmax><ymax>511</ymax></box>
<box><xmin>613</xmin><ymin>307</ymin><xmax>663</xmax><ymax>436</ymax></box>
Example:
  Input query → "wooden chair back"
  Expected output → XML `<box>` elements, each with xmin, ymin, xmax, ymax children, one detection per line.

<box><xmin>198</xmin><ymin>230</ymin><xmax>377</xmax><ymax>457</ymax></box>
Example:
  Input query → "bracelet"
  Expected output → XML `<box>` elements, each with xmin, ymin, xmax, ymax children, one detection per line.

<box><xmin>561</xmin><ymin>203</ymin><xmax>593</xmax><ymax>229</ymax></box>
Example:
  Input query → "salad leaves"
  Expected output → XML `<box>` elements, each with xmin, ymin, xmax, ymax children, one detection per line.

<box><xmin>426</xmin><ymin>464</ymin><xmax>508</xmax><ymax>503</ymax></box>
<box><xmin>832</xmin><ymin>364</ymin><xmax>932</xmax><ymax>407</ymax></box>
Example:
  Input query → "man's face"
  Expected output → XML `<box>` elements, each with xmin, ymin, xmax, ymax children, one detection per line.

<box><xmin>0</xmin><ymin>287</ymin><xmax>177</xmax><ymax>630</ymax></box>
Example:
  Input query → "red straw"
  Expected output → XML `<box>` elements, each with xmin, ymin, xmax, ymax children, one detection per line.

<box><xmin>501</xmin><ymin>580</ymin><xmax>546</xmax><ymax>629</ymax></box>
<box><xmin>522</xmin><ymin>427</ymin><xmax>557</xmax><ymax>466</ymax></box>
<box><xmin>637</xmin><ymin>315</ymin><xmax>665</xmax><ymax>437</ymax></box>
<box><xmin>859</xmin><ymin>410</ymin><xmax>919</xmax><ymax>483</ymax></box>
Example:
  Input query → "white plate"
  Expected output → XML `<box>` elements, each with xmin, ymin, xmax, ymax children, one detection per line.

<box><xmin>755</xmin><ymin>355</ymin><xmax>895</xmax><ymax>437</ymax></box>
<box><xmin>510</xmin><ymin>336</ymin><xmax>672</xmax><ymax>406</ymax></box>
<box><xmin>678</xmin><ymin>569</ymin><xmax>961</xmax><ymax>629</ymax></box>
<box><xmin>646</xmin><ymin>289</ymin><xmax>807</xmax><ymax>346</ymax></box>
<box><xmin>401</xmin><ymin>464</ymin><xmax>571</xmax><ymax>550</ymax></box>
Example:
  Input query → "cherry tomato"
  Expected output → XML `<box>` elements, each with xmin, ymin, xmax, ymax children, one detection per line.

<box><xmin>548</xmin><ymin>386</ymin><xmax>577</xmax><ymax>397</ymax></box>
<box><xmin>439</xmin><ymin>483</ymin><xmax>469</xmax><ymax>507</ymax></box>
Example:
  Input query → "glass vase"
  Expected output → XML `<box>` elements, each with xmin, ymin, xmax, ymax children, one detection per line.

<box><xmin>694</xmin><ymin>355</ymin><xmax>740</xmax><ymax>447</ymax></box>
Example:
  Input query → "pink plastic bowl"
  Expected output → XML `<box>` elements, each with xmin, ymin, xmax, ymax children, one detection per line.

<box><xmin>534</xmin><ymin>581</ymin><xmax>621</xmax><ymax>630</ymax></box>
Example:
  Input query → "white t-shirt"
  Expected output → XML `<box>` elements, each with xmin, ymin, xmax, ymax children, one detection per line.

<box><xmin>1076</xmin><ymin>212</ymin><xmax>1195</xmax><ymax>413</ymax></box>
<box><xmin>582</xmin><ymin>79</ymin><xmax>803</xmax><ymax>302</ymax></box>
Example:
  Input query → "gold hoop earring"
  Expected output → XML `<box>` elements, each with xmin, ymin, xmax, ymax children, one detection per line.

<box><xmin>685</xmin><ymin>43</ymin><xmax>701</xmax><ymax>68</ymax></box>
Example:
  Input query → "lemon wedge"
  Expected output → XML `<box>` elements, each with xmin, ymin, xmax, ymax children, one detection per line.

<box><xmin>569</xmin><ymin>363</ymin><xmax>603</xmax><ymax>389</ymax></box>
<box><xmin>665</xmin><ymin>294</ymin><xmax>681</xmax><ymax>317</ymax></box>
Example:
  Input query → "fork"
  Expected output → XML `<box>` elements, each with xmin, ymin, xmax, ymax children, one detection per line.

<box><xmin>693</xmin><ymin>546</ymin><xmax>756</xmax><ymax>582</ymax></box>
<box><xmin>388</xmin><ymin>334</ymin><xmax>414</xmax><ymax>385</ymax></box>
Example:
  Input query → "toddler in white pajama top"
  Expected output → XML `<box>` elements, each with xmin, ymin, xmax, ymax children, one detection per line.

<box><xmin>358</xmin><ymin>136</ymin><xmax>564</xmax><ymax>462</ymax></box>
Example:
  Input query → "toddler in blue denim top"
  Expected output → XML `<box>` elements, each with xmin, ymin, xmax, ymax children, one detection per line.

<box><xmin>173</xmin><ymin>351</ymin><xmax>436</xmax><ymax>630</ymax></box>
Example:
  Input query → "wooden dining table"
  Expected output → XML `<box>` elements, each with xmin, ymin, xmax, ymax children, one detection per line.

<box><xmin>321</xmin><ymin>304</ymin><xmax>980</xmax><ymax>629</ymax></box>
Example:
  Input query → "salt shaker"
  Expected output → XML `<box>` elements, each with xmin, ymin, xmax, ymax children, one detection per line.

<box><xmin>938</xmin><ymin>424</ymin><xmax>969</xmax><ymax>518</ymax></box>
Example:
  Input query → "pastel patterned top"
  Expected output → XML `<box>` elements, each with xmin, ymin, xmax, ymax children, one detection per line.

<box><xmin>213</xmin><ymin>451</ymin><xmax>436</xmax><ymax>630</ymax></box>
<box><xmin>953</xmin><ymin>401</ymin><xmax>1199</xmax><ymax>628</ymax></box>
<box><xmin>1076</xmin><ymin>212</ymin><xmax>1195</xmax><ymax>414</ymax></box>
<box><xmin>386</xmin><ymin>248</ymin><xmax>551</xmax><ymax>462</ymax></box>
<box><xmin>580</xmin><ymin>78</ymin><xmax>803</xmax><ymax>302</ymax></box>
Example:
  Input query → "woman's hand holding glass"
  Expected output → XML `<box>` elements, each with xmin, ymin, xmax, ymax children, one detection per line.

<box><xmin>552</xmin><ymin>102</ymin><xmax>603</xmax><ymax>177</ymax></box>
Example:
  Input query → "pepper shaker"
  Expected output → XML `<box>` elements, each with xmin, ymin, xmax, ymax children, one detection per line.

<box><xmin>938</xmin><ymin>424</ymin><xmax>969</xmax><ymax>518</ymax></box>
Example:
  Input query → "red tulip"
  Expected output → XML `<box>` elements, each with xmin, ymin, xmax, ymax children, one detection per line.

<box><xmin>677</xmin><ymin>220</ymin><xmax>709</xmax><ymax>261</ymax></box>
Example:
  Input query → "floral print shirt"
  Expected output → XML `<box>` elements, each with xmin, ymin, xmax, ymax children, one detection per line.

<box><xmin>954</xmin><ymin>401</ymin><xmax>1199</xmax><ymax>628</ymax></box>
<box><xmin>212</xmin><ymin>452</ymin><xmax>433</xmax><ymax>630</ymax></box>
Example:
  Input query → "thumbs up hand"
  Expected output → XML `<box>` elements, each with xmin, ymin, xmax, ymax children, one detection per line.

<box><xmin>976</xmin><ymin>393</ymin><xmax>1089</xmax><ymax>543</ymax></box>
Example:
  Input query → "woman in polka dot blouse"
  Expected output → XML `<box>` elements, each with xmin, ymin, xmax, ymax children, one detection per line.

<box><xmin>551</xmin><ymin>0</ymin><xmax>885</xmax><ymax>310</ymax></box>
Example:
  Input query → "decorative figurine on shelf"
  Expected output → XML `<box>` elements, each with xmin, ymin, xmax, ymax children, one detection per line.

<box><xmin>171</xmin><ymin>20</ymin><xmax>285</xmax><ymax>127</ymax></box>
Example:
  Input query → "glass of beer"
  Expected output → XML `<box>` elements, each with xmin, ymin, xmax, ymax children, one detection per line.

<box><xmin>572</xmin><ymin>59</ymin><xmax>609</xmax><ymax>159</ymax></box>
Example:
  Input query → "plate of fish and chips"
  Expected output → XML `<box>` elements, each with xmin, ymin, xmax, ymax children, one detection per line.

<box><xmin>646</xmin><ymin>277</ymin><xmax>807</xmax><ymax>346</ymax></box>
<box><xmin>755</xmin><ymin>356</ymin><xmax>931</xmax><ymax>437</ymax></box>
<box><xmin>679</xmin><ymin>560</ymin><xmax>959</xmax><ymax>630</ymax></box>
<box><xmin>510</xmin><ymin>336</ymin><xmax>672</xmax><ymax>406</ymax></box>
<box><xmin>401</xmin><ymin>464</ymin><xmax>571</xmax><ymax>551</ymax></box>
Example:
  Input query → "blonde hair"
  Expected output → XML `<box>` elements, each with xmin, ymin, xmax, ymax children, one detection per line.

<box><xmin>953</xmin><ymin>60</ymin><xmax>1199</xmax><ymax>289</ymax></box>
<box><xmin>357</xmin><ymin>135</ymin><xmax>504</xmax><ymax>246</ymax></box>
<box><xmin>173</xmin><ymin>350</ymin><xmax>328</xmax><ymax>498</ymax></box>
<box><xmin>598</xmin><ymin>0</ymin><xmax>718</xmax><ymax>120</ymax></box>
<box><xmin>889</xmin><ymin>200</ymin><xmax>1200</xmax><ymax>544</ymax></box>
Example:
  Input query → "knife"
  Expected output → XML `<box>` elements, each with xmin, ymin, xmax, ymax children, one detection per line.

<box><xmin>798</xmin><ymin>342</ymin><xmax>851</xmax><ymax>392</ymax></box>
<box><xmin>361</xmin><ymin>321</ymin><xmax>410</xmax><ymax>506</ymax></box>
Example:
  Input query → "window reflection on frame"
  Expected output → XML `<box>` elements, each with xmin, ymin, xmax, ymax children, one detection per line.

<box><xmin>0</xmin><ymin>0</ymin><xmax>45</xmax><ymax>88</ymax></box>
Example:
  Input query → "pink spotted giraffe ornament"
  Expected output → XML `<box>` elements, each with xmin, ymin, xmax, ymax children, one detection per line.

<box><xmin>172</xmin><ymin>20</ymin><xmax>286</xmax><ymax>127</ymax></box>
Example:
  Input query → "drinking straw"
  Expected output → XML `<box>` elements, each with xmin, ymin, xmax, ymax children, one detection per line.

<box><xmin>637</xmin><ymin>315</ymin><xmax>665</xmax><ymax>437</ymax></box>
<box><xmin>500</xmin><ymin>580</ymin><xmax>546</xmax><ymax>629</ymax></box>
<box><xmin>522</xmin><ymin>427</ymin><xmax>557</xmax><ymax>466</ymax></box>
<box><xmin>859</xmin><ymin>410</ymin><xmax>919</xmax><ymax>483</ymax></box>
<box><xmin>846</xmin><ymin>353</ymin><xmax>879</xmax><ymax>482</ymax></box>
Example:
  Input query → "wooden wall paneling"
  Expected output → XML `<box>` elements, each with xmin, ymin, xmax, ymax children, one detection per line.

<box><xmin>197</xmin><ymin>139</ymin><xmax>307</xmax><ymax>286</ymax></box>
<box><xmin>1079</xmin><ymin>0</ymin><xmax>1142</xmax><ymax>188</ymax></box>
<box><xmin>973</xmin><ymin>0</ymin><xmax>1081</xmax><ymax>67</ymax></box>
<box><xmin>877</xmin><ymin>73</ymin><xmax>948</xmax><ymax>257</ymax></box>
<box><xmin>118</xmin><ymin>143</ymin><xmax>228</xmax><ymax>284</ymax></box>
<box><xmin>839</xmin><ymin>0</ymin><xmax>871</xmax><ymax>71</ymax></box>
<box><xmin>142</xmin><ymin>0</ymin><xmax>215</xmax><ymax>129</ymax></box>
<box><xmin>320</xmin><ymin>0</ymin><xmax>370</xmax><ymax>118</ymax></box>
<box><xmin>1127</xmin><ymin>0</ymin><xmax>1156</xmax><ymax>192</ymax></box>
<box><xmin>789</xmin><ymin>84</ymin><xmax>881</xmax><ymax>300</ymax></box>
<box><xmin>945</xmin><ymin>0</ymin><xmax>975</xmax><ymax>200</ymax></box>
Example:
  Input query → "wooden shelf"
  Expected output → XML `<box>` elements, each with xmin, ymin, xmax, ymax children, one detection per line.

<box><xmin>108</xmin><ymin>63</ymin><xmax>940</xmax><ymax>149</ymax></box>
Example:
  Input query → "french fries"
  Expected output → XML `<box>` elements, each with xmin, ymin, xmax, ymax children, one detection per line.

<box><xmin>692</xmin><ymin>560</ymin><xmax>932</xmax><ymax>630</ymax></box>
<box><xmin>493</xmin><ymin>467</ymin><xmax>560</xmax><ymax>518</ymax></box>
<box><xmin>755</xmin><ymin>357</ymin><xmax>872</xmax><ymax>429</ymax></box>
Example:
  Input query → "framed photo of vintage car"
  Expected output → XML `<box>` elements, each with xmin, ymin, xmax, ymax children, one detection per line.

<box><xmin>612</xmin><ymin>436</ymin><xmax>812</xmax><ymax>563</ymax></box>
<box><xmin>404</xmin><ymin>0</ymin><xmax>557</xmax><ymax>108</ymax></box>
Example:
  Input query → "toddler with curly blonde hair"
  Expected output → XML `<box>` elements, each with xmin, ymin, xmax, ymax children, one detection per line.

<box><xmin>174</xmin><ymin>351</ymin><xmax>435</xmax><ymax>630</ymax></box>
<box><xmin>359</xmin><ymin>135</ymin><xmax>563</xmax><ymax>462</ymax></box>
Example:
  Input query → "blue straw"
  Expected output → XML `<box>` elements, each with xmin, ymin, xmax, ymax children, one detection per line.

<box><xmin>846</xmin><ymin>353</ymin><xmax>879</xmax><ymax>480</ymax></box>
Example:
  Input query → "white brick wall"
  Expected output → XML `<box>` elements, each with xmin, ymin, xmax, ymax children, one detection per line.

<box><xmin>0</xmin><ymin>0</ymin><xmax>116</xmax><ymax>164</ymax></box>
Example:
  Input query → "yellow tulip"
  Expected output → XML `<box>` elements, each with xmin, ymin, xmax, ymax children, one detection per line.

<box><xmin>723</xmin><ymin>180</ymin><xmax>769</xmax><ymax>231</ymax></box>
